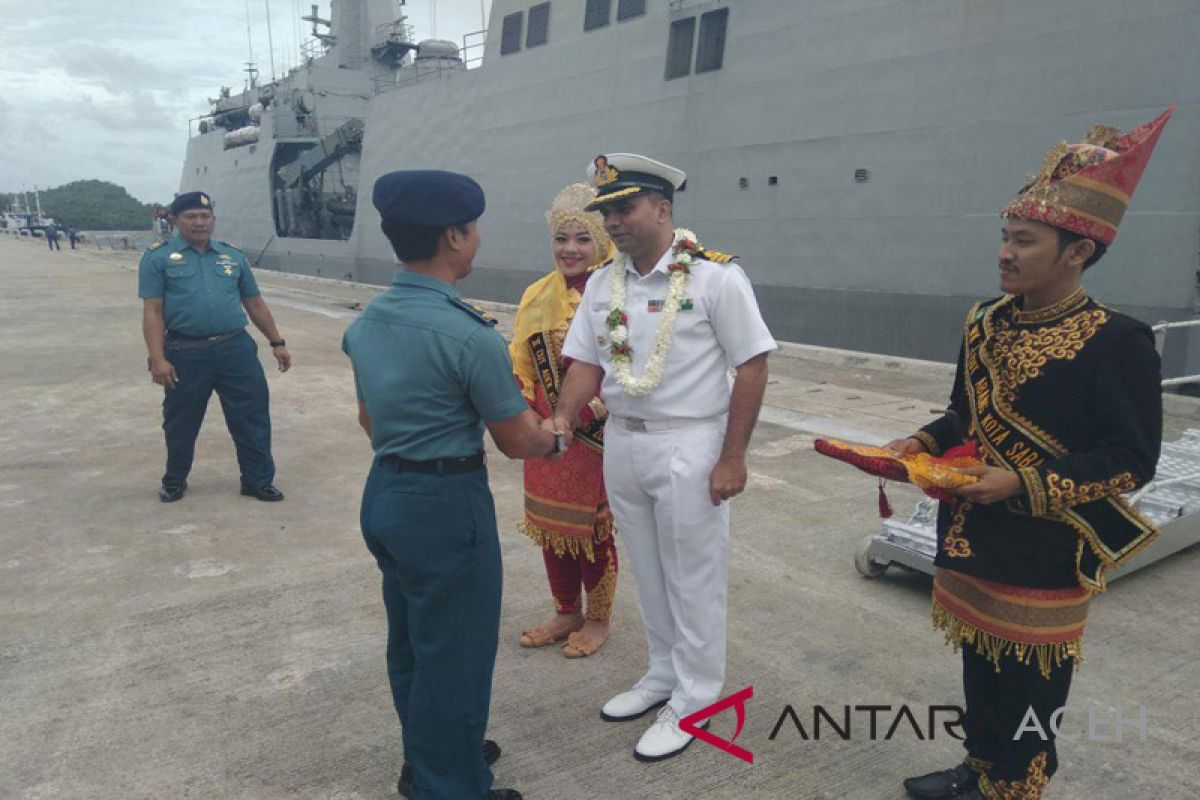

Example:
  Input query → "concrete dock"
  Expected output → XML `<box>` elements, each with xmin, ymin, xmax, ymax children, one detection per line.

<box><xmin>1</xmin><ymin>236</ymin><xmax>1197</xmax><ymax>799</ymax></box>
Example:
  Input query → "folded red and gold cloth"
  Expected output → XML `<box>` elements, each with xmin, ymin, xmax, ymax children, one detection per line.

<box><xmin>814</xmin><ymin>438</ymin><xmax>984</xmax><ymax>506</ymax></box>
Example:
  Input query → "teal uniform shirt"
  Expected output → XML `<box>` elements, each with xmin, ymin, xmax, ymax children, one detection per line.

<box><xmin>138</xmin><ymin>236</ymin><xmax>261</xmax><ymax>337</ymax></box>
<box><xmin>342</xmin><ymin>271</ymin><xmax>528</xmax><ymax>461</ymax></box>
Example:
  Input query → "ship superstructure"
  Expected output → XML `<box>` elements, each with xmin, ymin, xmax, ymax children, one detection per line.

<box><xmin>180</xmin><ymin>0</ymin><xmax>1200</xmax><ymax>374</ymax></box>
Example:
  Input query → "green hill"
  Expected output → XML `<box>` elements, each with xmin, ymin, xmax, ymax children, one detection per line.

<box><xmin>1</xmin><ymin>181</ymin><xmax>164</xmax><ymax>231</ymax></box>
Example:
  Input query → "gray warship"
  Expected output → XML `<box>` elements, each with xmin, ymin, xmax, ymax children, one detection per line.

<box><xmin>179</xmin><ymin>0</ymin><xmax>1200</xmax><ymax>372</ymax></box>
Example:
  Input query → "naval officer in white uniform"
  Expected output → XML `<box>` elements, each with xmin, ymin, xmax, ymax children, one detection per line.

<box><xmin>553</xmin><ymin>153</ymin><xmax>777</xmax><ymax>762</ymax></box>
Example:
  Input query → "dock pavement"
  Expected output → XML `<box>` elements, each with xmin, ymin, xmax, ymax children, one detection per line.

<box><xmin>1</xmin><ymin>236</ymin><xmax>1197</xmax><ymax>799</ymax></box>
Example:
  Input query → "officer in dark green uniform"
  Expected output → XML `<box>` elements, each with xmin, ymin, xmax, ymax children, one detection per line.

<box><xmin>138</xmin><ymin>191</ymin><xmax>290</xmax><ymax>503</ymax></box>
<box><xmin>343</xmin><ymin>171</ymin><xmax>561</xmax><ymax>800</ymax></box>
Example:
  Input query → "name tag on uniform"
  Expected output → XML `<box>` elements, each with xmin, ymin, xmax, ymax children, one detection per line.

<box><xmin>647</xmin><ymin>299</ymin><xmax>664</xmax><ymax>313</ymax></box>
<box><xmin>218</xmin><ymin>255</ymin><xmax>236</xmax><ymax>276</ymax></box>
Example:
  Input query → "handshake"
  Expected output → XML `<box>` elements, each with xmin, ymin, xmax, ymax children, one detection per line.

<box><xmin>540</xmin><ymin>415</ymin><xmax>573</xmax><ymax>459</ymax></box>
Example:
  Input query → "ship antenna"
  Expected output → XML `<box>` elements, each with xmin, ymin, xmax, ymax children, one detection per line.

<box><xmin>244</xmin><ymin>0</ymin><xmax>257</xmax><ymax>87</ymax></box>
<box><xmin>264</xmin><ymin>0</ymin><xmax>278</xmax><ymax>82</ymax></box>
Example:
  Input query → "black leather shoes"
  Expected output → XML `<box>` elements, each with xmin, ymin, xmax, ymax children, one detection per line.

<box><xmin>904</xmin><ymin>764</ymin><xmax>979</xmax><ymax>799</ymax></box>
<box><xmin>159</xmin><ymin>483</ymin><xmax>187</xmax><ymax>503</ymax></box>
<box><xmin>240</xmin><ymin>484</ymin><xmax>284</xmax><ymax>501</ymax></box>
<box><xmin>397</xmin><ymin>739</ymin><xmax>501</xmax><ymax>797</ymax></box>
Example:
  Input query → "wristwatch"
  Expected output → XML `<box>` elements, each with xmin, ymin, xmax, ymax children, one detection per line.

<box><xmin>550</xmin><ymin>431</ymin><xmax>566</xmax><ymax>456</ymax></box>
<box><xmin>269</xmin><ymin>339</ymin><xmax>286</xmax><ymax>348</ymax></box>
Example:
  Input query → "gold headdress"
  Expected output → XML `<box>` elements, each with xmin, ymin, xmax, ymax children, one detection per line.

<box><xmin>546</xmin><ymin>183</ymin><xmax>614</xmax><ymax>266</ymax></box>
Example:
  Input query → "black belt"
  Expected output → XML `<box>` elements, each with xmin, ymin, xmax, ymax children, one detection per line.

<box><xmin>165</xmin><ymin>329</ymin><xmax>243</xmax><ymax>348</ymax></box>
<box><xmin>379</xmin><ymin>453</ymin><xmax>486</xmax><ymax>475</ymax></box>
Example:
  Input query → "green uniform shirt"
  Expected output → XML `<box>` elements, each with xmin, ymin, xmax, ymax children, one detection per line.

<box><xmin>138</xmin><ymin>236</ymin><xmax>260</xmax><ymax>337</ymax></box>
<box><xmin>341</xmin><ymin>271</ymin><xmax>528</xmax><ymax>460</ymax></box>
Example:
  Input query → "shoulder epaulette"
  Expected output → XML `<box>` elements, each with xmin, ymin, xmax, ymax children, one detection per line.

<box><xmin>449</xmin><ymin>297</ymin><xmax>499</xmax><ymax>326</ymax></box>
<box><xmin>216</xmin><ymin>240</ymin><xmax>245</xmax><ymax>253</ymax></box>
<box><xmin>698</xmin><ymin>247</ymin><xmax>736</xmax><ymax>264</ymax></box>
<box><xmin>148</xmin><ymin>241</ymin><xmax>164</xmax><ymax>250</ymax></box>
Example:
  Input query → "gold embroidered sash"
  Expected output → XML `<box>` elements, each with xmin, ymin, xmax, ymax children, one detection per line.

<box><xmin>961</xmin><ymin>299</ymin><xmax>1157</xmax><ymax>592</ymax></box>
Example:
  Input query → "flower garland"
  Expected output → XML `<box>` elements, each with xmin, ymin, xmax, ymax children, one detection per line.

<box><xmin>605</xmin><ymin>228</ymin><xmax>701</xmax><ymax>396</ymax></box>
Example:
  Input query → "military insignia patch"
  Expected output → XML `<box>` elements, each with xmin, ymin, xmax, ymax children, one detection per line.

<box><xmin>680</xmin><ymin>298</ymin><xmax>695</xmax><ymax>311</ymax></box>
<box><xmin>449</xmin><ymin>297</ymin><xmax>499</xmax><ymax>326</ymax></box>
<box><xmin>648</xmin><ymin>299</ymin><xmax>664</xmax><ymax>313</ymax></box>
<box><xmin>168</xmin><ymin>253</ymin><xmax>184</xmax><ymax>261</ymax></box>
<box><xmin>698</xmin><ymin>248</ymin><xmax>736</xmax><ymax>264</ymax></box>
<box><xmin>223</xmin><ymin>265</ymin><xmax>234</xmax><ymax>276</ymax></box>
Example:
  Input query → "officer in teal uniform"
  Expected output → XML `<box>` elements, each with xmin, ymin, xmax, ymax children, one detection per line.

<box><xmin>343</xmin><ymin>171</ymin><xmax>561</xmax><ymax>800</ymax></box>
<box><xmin>138</xmin><ymin>191</ymin><xmax>291</xmax><ymax>503</ymax></box>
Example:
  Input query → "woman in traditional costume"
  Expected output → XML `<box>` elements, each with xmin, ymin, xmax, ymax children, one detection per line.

<box><xmin>510</xmin><ymin>183</ymin><xmax>619</xmax><ymax>658</ymax></box>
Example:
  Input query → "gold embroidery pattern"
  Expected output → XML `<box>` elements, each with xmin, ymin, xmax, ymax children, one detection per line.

<box><xmin>978</xmin><ymin>752</ymin><xmax>1050</xmax><ymax>800</ymax></box>
<box><xmin>943</xmin><ymin>501</ymin><xmax>974</xmax><ymax>558</ymax></box>
<box><xmin>912</xmin><ymin>430</ymin><xmax>943</xmax><ymax>457</ymax></box>
<box><xmin>963</xmin><ymin>756</ymin><xmax>995</xmax><ymax>775</ymax></box>
<box><xmin>1012</xmin><ymin>287</ymin><xmax>1088</xmax><ymax>325</ymax></box>
<box><xmin>585</xmin><ymin>557</ymin><xmax>618</xmax><ymax>620</ymax></box>
<box><xmin>1018</xmin><ymin>466</ymin><xmax>1050</xmax><ymax>517</ymax></box>
<box><xmin>987</xmin><ymin>307</ymin><xmax>1109</xmax><ymax>408</ymax></box>
<box><xmin>1045</xmin><ymin>470</ymin><xmax>1137</xmax><ymax>515</ymax></box>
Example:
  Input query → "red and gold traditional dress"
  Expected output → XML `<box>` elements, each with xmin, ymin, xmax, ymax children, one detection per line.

<box><xmin>510</xmin><ymin>184</ymin><xmax>618</xmax><ymax>626</ymax></box>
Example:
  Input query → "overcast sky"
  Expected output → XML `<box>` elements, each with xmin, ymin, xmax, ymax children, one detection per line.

<box><xmin>0</xmin><ymin>0</ymin><xmax>492</xmax><ymax>203</ymax></box>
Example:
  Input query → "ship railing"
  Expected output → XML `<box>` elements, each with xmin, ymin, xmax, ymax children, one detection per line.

<box><xmin>1154</xmin><ymin>319</ymin><xmax>1200</xmax><ymax>387</ymax></box>
<box><xmin>375</xmin><ymin>20</ymin><xmax>416</xmax><ymax>47</ymax></box>
<box><xmin>372</xmin><ymin>60</ymin><xmax>471</xmax><ymax>95</ymax></box>
<box><xmin>301</xmin><ymin>38</ymin><xmax>328</xmax><ymax>61</ymax></box>
<box><xmin>461</xmin><ymin>29</ymin><xmax>487</xmax><ymax>69</ymax></box>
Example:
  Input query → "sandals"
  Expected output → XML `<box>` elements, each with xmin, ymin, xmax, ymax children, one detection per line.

<box><xmin>561</xmin><ymin>627</ymin><xmax>607</xmax><ymax>659</ymax></box>
<box><xmin>519</xmin><ymin>619</ymin><xmax>584</xmax><ymax>648</ymax></box>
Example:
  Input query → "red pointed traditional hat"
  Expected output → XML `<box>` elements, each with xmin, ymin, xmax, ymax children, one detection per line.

<box><xmin>1001</xmin><ymin>105</ymin><xmax>1175</xmax><ymax>246</ymax></box>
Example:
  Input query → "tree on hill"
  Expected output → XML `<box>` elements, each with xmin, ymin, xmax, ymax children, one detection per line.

<box><xmin>1</xmin><ymin>180</ymin><xmax>164</xmax><ymax>231</ymax></box>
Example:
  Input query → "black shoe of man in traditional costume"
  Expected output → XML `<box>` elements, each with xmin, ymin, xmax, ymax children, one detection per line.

<box><xmin>240</xmin><ymin>483</ymin><xmax>285</xmax><ymax>501</ymax></box>
<box><xmin>396</xmin><ymin>739</ymin><xmax>502</xmax><ymax>797</ymax></box>
<box><xmin>903</xmin><ymin>764</ymin><xmax>979</xmax><ymax>799</ymax></box>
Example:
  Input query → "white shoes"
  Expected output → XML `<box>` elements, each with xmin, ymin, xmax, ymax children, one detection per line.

<box><xmin>633</xmin><ymin>705</ymin><xmax>709</xmax><ymax>762</ymax></box>
<box><xmin>600</xmin><ymin>684</ymin><xmax>670</xmax><ymax>722</ymax></box>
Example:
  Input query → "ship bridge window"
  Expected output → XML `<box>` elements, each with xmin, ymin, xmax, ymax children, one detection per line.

<box><xmin>584</xmin><ymin>0</ymin><xmax>611</xmax><ymax>31</ymax></box>
<box><xmin>501</xmin><ymin>11</ymin><xmax>523</xmax><ymax>55</ymax></box>
<box><xmin>527</xmin><ymin>3</ymin><xmax>550</xmax><ymax>48</ymax></box>
<box><xmin>617</xmin><ymin>0</ymin><xmax>646</xmax><ymax>21</ymax></box>
<box><xmin>695</xmin><ymin>8</ymin><xmax>729</xmax><ymax>73</ymax></box>
<box><xmin>665</xmin><ymin>17</ymin><xmax>696</xmax><ymax>80</ymax></box>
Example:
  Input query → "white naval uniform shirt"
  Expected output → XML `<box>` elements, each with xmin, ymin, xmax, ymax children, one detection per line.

<box><xmin>562</xmin><ymin>245</ymin><xmax>777</xmax><ymax>421</ymax></box>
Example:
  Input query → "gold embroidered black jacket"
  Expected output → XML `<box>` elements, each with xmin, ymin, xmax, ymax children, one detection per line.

<box><xmin>916</xmin><ymin>291</ymin><xmax>1162</xmax><ymax>591</ymax></box>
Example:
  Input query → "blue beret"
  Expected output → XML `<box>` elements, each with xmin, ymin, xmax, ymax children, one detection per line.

<box><xmin>372</xmin><ymin>170</ymin><xmax>485</xmax><ymax>226</ymax></box>
<box><xmin>169</xmin><ymin>191</ymin><xmax>213</xmax><ymax>215</ymax></box>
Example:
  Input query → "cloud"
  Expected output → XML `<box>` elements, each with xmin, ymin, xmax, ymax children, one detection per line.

<box><xmin>0</xmin><ymin>0</ymin><xmax>491</xmax><ymax>201</ymax></box>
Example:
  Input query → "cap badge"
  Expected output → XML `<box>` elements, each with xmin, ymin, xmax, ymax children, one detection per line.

<box><xmin>593</xmin><ymin>155</ymin><xmax>618</xmax><ymax>187</ymax></box>
<box><xmin>199</xmin><ymin>195</ymin><xmax>210</xmax><ymax>206</ymax></box>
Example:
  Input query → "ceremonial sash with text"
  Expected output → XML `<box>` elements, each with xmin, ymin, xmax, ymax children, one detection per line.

<box><xmin>961</xmin><ymin>300</ymin><xmax>1157</xmax><ymax>592</ymax></box>
<box><xmin>528</xmin><ymin>331</ymin><xmax>605</xmax><ymax>451</ymax></box>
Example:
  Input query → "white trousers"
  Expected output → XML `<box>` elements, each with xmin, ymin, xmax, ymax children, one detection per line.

<box><xmin>603</xmin><ymin>419</ymin><xmax>730</xmax><ymax>717</ymax></box>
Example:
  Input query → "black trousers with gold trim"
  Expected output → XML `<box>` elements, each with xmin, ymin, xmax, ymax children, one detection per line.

<box><xmin>962</xmin><ymin>648</ymin><xmax>1074</xmax><ymax>799</ymax></box>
